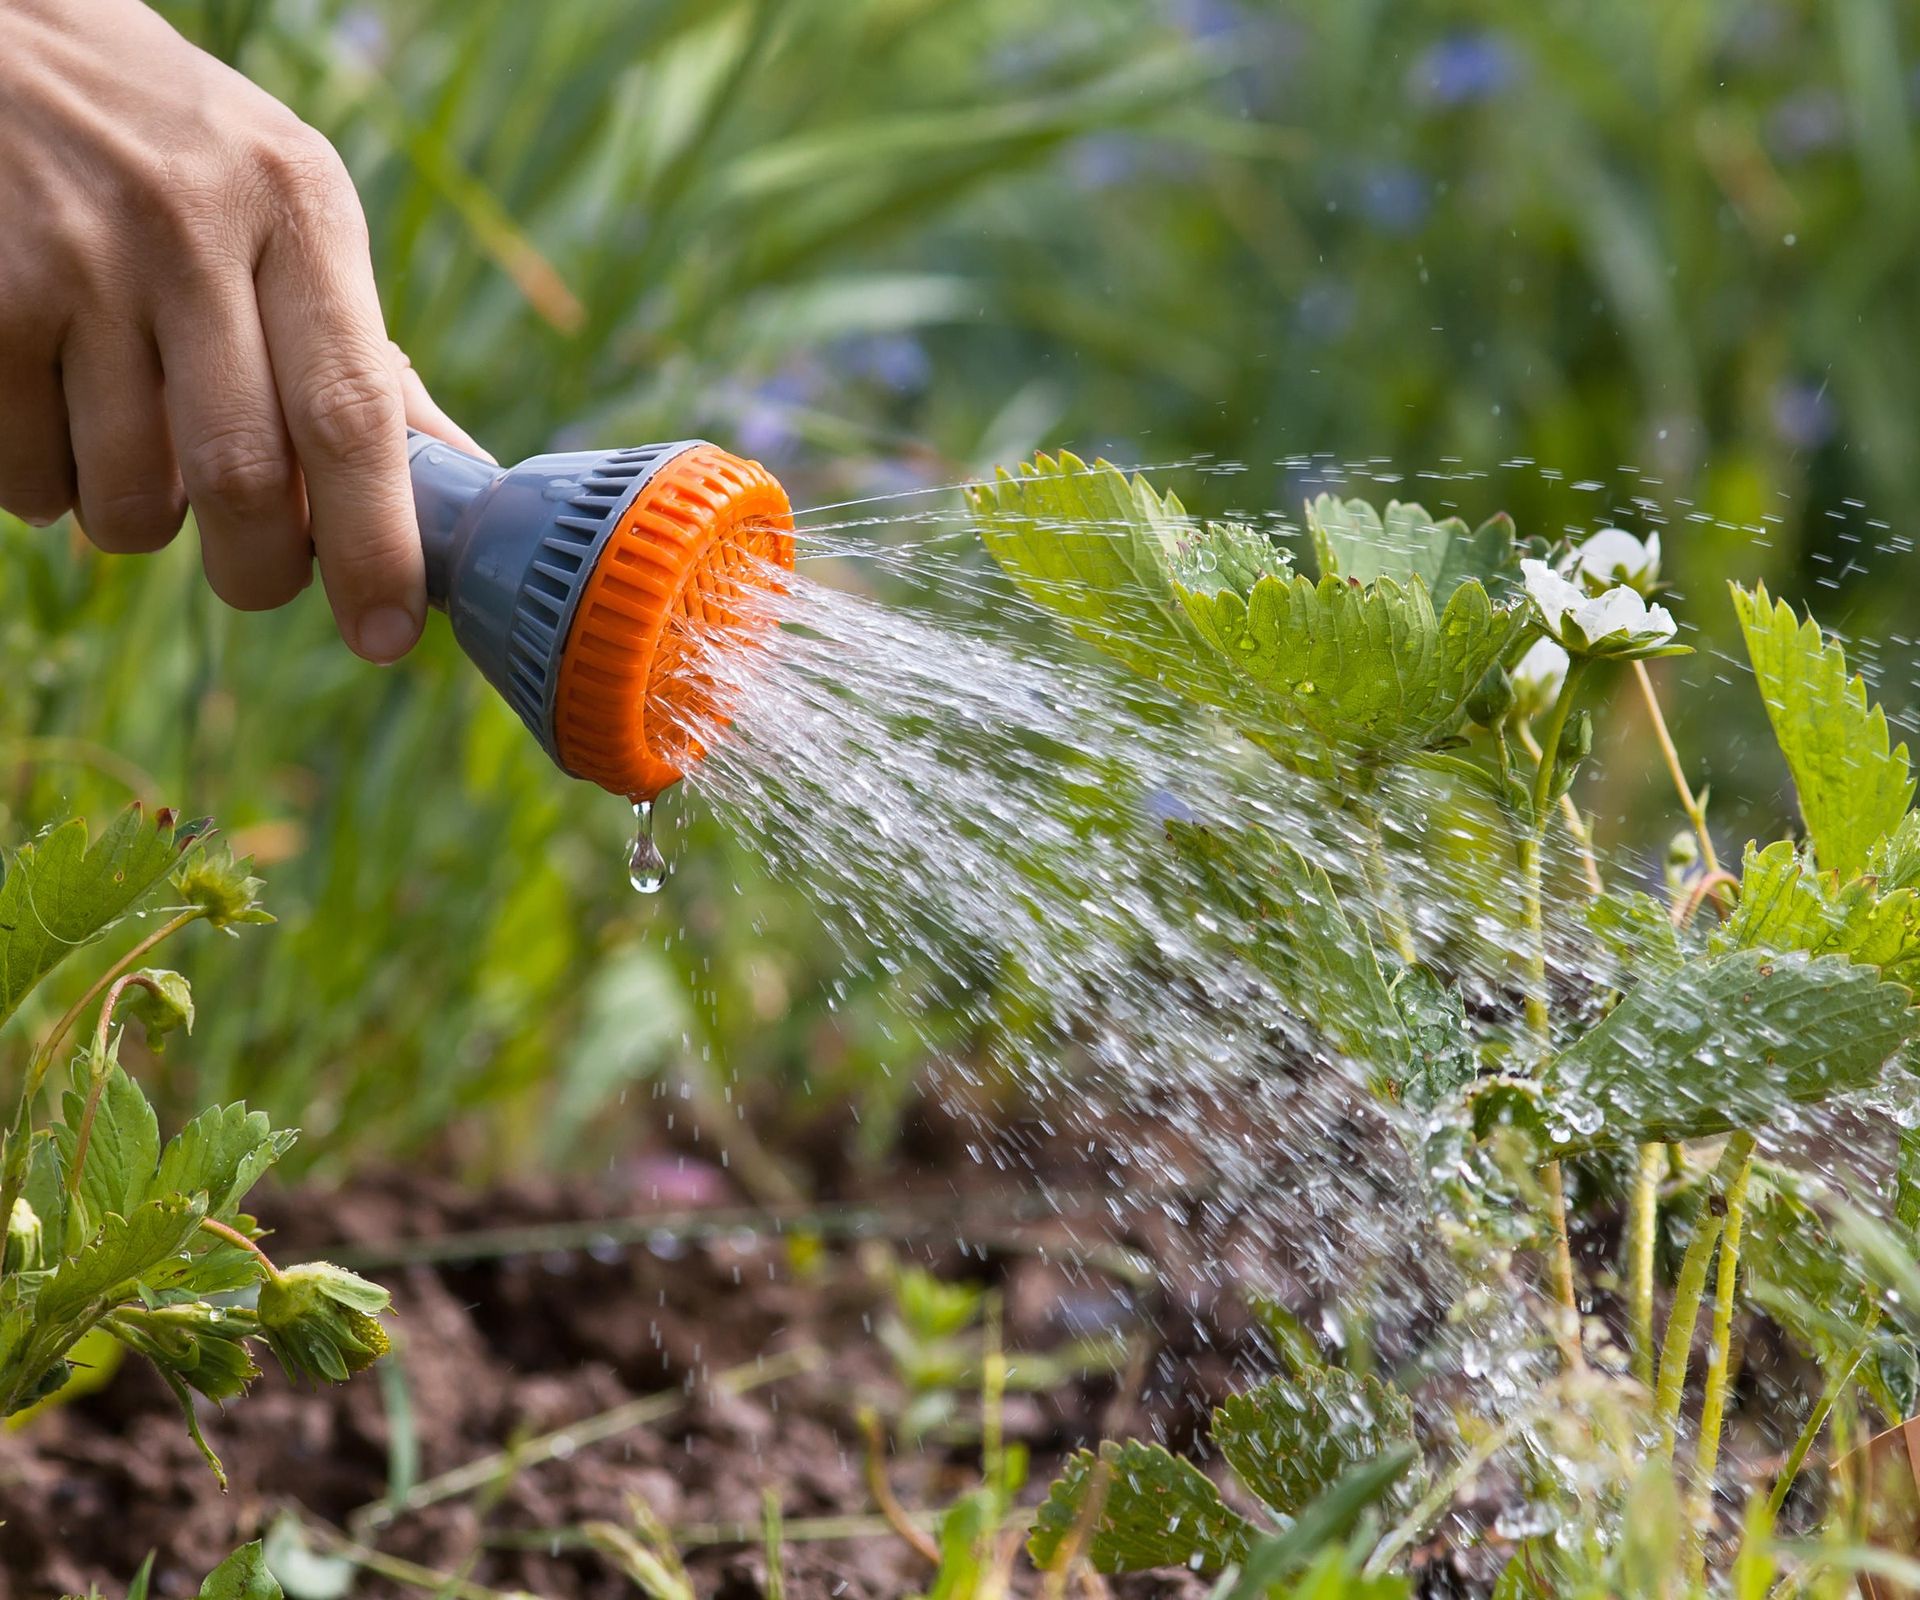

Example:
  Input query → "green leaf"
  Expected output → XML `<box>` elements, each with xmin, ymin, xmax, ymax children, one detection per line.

<box><xmin>1211</xmin><ymin>1367</ymin><xmax>1419</xmax><ymax>1521</ymax></box>
<box><xmin>1164</xmin><ymin>822</ymin><xmax>1402</xmax><ymax>1073</ymax></box>
<box><xmin>1715</xmin><ymin>839</ymin><xmax>1920</xmax><ymax>986</ymax></box>
<box><xmin>1026</xmin><ymin>1438</ymin><xmax>1254</xmax><ymax>1575</ymax></box>
<box><xmin>1307</xmin><ymin>496</ymin><xmax>1527</xmax><ymax>607</ymax></box>
<box><xmin>154</xmin><ymin>1103</ymin><xmax>296</xmax><ymax>1221</ymax></box>
<box><xmin>37</xmin><ymin>1195</ymin><xmax>207</xmax><ymax>1326</ymax></box>
<box><xmin>1178</xmin><ymin>572</ymin><xmax>1529</xmax><ymax>761</ymax></box>
<box><xmin>1217</xmin><ymin>1451</ymin><xmax>1418</xmax><ymax>1599</ymax></box>
<box><xmin>1546</xmin><ymin>949</ymin><xmax>1918</xmax><ymax>1147</ymax></box>
<box><xmin>54</xmin><ymin>1060</ymin><xmax>160</xmax><ymax>1228</ymax></box>
<box><xmin>1390</xmin><ymin>967</ymin><xmax>1478</xmax><ymax>1110</ymax></box>
<box><xmin>1732</xmin><ymin>582</ymin><xmax>1914</xmax><ymax>880</ymax></box>
<box><xmin>196</xmin><ymin>1543</ymin><xmax>283</xmax><ymax>1600</ymax></box>
<box><xmin>0</xmin><ymin>806</ymin><xmax>198</xmax><ymax>1030</ymax></box>
<box><xmin>966</xmin><ymin>451</ymin><xmax>1261</xmax><ymax>705</ymax></box>
<box><xmin>1585</xmin><ymin>891</ymin><xmax>1688</xmax><ymax>980</ymax></box>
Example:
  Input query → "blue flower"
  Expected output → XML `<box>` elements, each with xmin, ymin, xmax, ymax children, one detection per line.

<box><xmin>1408</xmin><ymin>33</ymin><xmax>1521</xmax><ymax>108</ymax></box>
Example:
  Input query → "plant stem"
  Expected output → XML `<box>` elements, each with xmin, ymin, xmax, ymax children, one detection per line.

<box><xmin>1765</xmin><ymin>1341</ymin><xmax>1871</xmax><ymax>1521</ymax></box>
<box><xmin>1687</xmin><ymin>1129</ymin><xmax>1756</xmax><ymax>1579</ymax></box>
<box><xmin>1362</xmin><ymin>808</ymin><xmax>1418</xmax><ymax>966</ymax></box>
<box><xmin>1540</xmin><ymin>1160</ymin><xmax>1583</xmax><ymax>1367</ymax></box>
<box><xmin>1653</xmin><ymin>1137</ymin><xmax>1751</xmax><ymax>1463</ymax></box>
<box><xmin>1513</xmin><ymin>722</ymin><xmax>1603</xmax><ymax>896</ymax></box>
<box><xmin>1633</xmin><ymin>660</ymin><xmax>1718</xmax><ymax>876</ymax></box>
<box><xmin>1522</xmin><ymin>659</ymin><xmax>1590</xmax><ymax>1047</ymax></box>
<box><xmin>199</xmin><ymin>1216</ymin><xmax>283</xmax><ymax>1282</ymax></box>
<box><xmin>1628</xmin><ymin>1141</ymin><xmax>1663</xmax><ymax>1390</ymax></box>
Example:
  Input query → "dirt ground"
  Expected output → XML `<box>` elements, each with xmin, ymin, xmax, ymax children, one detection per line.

<box><xmin>0</xmin><ymin>1101</ymin><xmax>1260</xmax><ymax>1600</ymax></box>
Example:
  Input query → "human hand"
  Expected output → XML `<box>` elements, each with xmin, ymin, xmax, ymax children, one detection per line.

<box><xmin>0</xmin><ymin>0</ymin><xmax>488</xmax><ymax>661</ymax></box>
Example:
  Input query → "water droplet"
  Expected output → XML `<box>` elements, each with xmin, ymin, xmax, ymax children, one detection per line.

<box><xmin>628</xmin><ymin>800</ymin><xmax>668</xmax><ymax>893</ymax></box>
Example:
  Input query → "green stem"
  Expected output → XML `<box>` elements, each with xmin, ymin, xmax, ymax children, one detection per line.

<box><xmin>1522</xmin><ymin>658</ymin><xmax>1590</xmax><ymax>1048</ymax></box>
<box><xmin>1361</xmin><ymin>808</ymin><xmax>1417</xmax><ymax>966</ymax></box>
<box><xmin>1687</xmin><ymin>1130</ymin><xmax>1756</xmax><ymax>1579</ymax></box>
<box><xmin>1766</xmin><ymin>1341</ymin><xmax>1871</xmax><ymax>1522</ymax></box>
<box><xmin>1628</xmin><ymin>1141</ymin><xmax>1662</xmax><ymax>1390</ymax></box>
<box><xmin>1633</xmin><ymin>660</ymin><xmax>1718</xmax><ymax>877</ymax></box>
<box><xmin>1653</xmin><ymin>1137</ymin><xmax>1751</xmax><ymax>1463</ymax></box>
<box><xmin>1541</xmin><ymin>1159</ymin><xmax>1583</xmax><ymax>1367</ymax></box>
<box><xmin>199</xmin><ymin>1216</ymin><xmax>283</xmax><ymax>1283</ymax></box>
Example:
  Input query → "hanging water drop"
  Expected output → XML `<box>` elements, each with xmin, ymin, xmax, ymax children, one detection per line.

<box><xmin>628</xmin><ymin>800</ymin><xmax>668</xmax><ymax>894</ymax></box>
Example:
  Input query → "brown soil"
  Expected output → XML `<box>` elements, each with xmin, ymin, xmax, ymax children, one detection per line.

<box><xmin>0</xmin><ymin>1109</ymin><xmax>1257</xmax><ymax>1600</ymax></box>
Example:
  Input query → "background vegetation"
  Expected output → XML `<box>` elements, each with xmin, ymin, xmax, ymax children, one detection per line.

<box><xmin>3</xmin><ymin>0</ymin><xmax>1918</xmax><ymax>1175</ymax></box>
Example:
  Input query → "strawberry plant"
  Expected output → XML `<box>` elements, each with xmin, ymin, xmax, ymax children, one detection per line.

<box><xmin>970</xmin><ymin>455</ymin><xmax>1920</xmax><ymax>1589</ymax></box>
<box><xmin>0</xmin><ymin>806</ymin><xmax>391</xmax><ymax>1487</ymax></box>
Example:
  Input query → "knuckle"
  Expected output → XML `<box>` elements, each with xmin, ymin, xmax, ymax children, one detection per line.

<box><xmin>298</xmin><ymin>364</ymin><xmax>402</xmax><ymax>463</ymax></box>
<box><xmin>79</xmin><ymin>485</ymin><xmax>185</xmax><ymax>553</ymax></box>
<box><xmin>258</xmin><ymin>127</ymin><xmax>359</xmax><ymax>228</ymax></box>
<box><xmin>183</xmin><ymin>424</ymin><xmax>294</xmax><ymax>516</ymax></box>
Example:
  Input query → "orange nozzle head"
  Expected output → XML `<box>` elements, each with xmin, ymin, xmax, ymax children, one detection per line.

<box><xmin>551</xmin><ymin>445</ymin><xmax>794</xmax><ymax>801</ymax></box>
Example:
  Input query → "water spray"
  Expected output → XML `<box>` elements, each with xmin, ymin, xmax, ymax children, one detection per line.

<box><xmin>406</xmin><ymin>431</ymin><xmax>795</xmax><ymax>884</ymax></box>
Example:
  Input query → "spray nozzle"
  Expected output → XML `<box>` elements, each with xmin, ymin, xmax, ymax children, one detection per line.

<box><xmin>408</xmin><ymin>431</ymin><xmax>794</xmax><ymax>801</ymax></box>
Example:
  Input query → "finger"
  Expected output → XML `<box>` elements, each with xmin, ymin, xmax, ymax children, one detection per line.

<box><xmin>392</xmin><ymin>344</ymin><xmax>495</xmax><ymax>464</ymax></box>
<box><xmin>254</xmin><ymin>157</ymin><xmax>422</xmax><ymax>663</ymax></box>
<box><xmin>0</xmin><ymin>356</ymin><xmax>75</xmax><ymax>527</ymax></box>
<box><xmin>157</xmin><ymin>277</ymin><xmax>312</xmax><ymax>611</ymax></box>
<box><xmin>61</xmin><ymin>326</ymin><xmax>185</xmax><ymax>554</ymax></box>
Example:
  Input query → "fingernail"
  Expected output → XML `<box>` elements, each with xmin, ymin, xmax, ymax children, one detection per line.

<box><xmin>355</xmin><ymin>607</ymin><xmax>420</xmax><ymax>664</ymax></box>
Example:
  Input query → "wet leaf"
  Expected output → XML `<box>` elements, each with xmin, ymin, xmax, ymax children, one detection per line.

<box><xmin>966</xmin><ymin>452</ymin><xmax>1262</xmax><ymax>706</ymax></box>
<box><xmin>0</xmin><ymin>806</ymin><xmax>198</xmax><ymax>1029</ymax></box>
<box><xmin>1732</xmin><ymin>582</ymin><xmax>1914</xmax><ymax>881</ymax></box>
<box><xmin>1177</xmin><ymin>571</ymin><xmax>1529</xmax><ymax>761</ymax></box>
<box><xmin>1546</xmin><ymin>949</ymin><xmax>1918</xmax><ymax>1147</ymax></box>
<box><xmin>1027</xmin><ymin>1437</ymin><xmax>1254</xmax><ymax>1575</ymax></box>
<box><xmin>1715</xmin><ymin>839</ymin><xmax>1920</xmax><ymax>986</ymax></box>
<box><xmin>154</xmin><ymin>1103</ymin><xmax>296</xmax><ymax>1221</ymax></box>
<box><xmin>1212</xmin><ymin>1365</ymin><xmax>1420</xmax><ymax>1521</ymax></box>
<box><xmin>1307</xmin><ymin>495</ymin><xmax>1529</xmax><ymax>607</ymax></box>
<box><xmin>1164</xmin><ymin>822</ymin><xmax>1402</xmax><ymax>1074</ymax></box>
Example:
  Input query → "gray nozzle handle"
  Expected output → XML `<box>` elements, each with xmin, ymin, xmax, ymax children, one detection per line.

<box><xmin>407</xmin><ymin>428</ymin><xmax>503</xmax><ymax>610</ymax></box>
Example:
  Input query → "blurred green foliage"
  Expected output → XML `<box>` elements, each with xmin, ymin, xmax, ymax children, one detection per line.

<box><xmin>4</xmin><ymin>0</ymin><xmax>1918</xmax><ymax>1172</ymax></box>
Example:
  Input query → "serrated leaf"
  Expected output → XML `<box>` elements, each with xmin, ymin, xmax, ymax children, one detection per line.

<box><xmin>1212</xmin><ymin>1367</ymin><xmax>1419</xmax><ymax>1521</ymax></box>
<box><xmin>1307</xmin><ymin>496</ymin><xmax>1527</xmax><ymax>606</ymax></box>
<box><xmin>21</xmin><ymin>1132</ymin><xmax>67</xmax><ymax>1260</ymax></box>
<box><xmin>1546</xmin><ymin>949</ymin><xmax>1918</xmax><ymax>1147</ymax></box>
<box><xmin>37</xmin><ymin>1195</ymin><xmax>207</xmax><ymax>1326</ymax></box>
<box><xmin>1217</xmin><ymin>1453</ymin><xmax>1418</xmax><ymax>1600</ymax></box>
<box><xmin>1390</xmin><ymin>967</ymin><xmax>1478</xmax><ymax>1110</ymax></box>
<box><xmin>54</xmin><ymin>1061</ymin><xmax>159</xmax><ymax>1229</ymax></box>
<box><xmin>1164</xmin><ymin>822</ymin><xmax>1402</xmax><ymax>1072</ymax></box>
<box><xmin>1715</xmin><ymin>839</ymin><xmax>1920</xmax><ymax>985</ymax></box>
<box><xmin>966</xmin><ymin>452</ymin><xmax>1258</xmax><ymax>706</ymax></box>
<box><xmin>1585</xmin><ymin>891</ymin><xmax>1688</xmax><ymax>980</ymax></box>
<box><xmin>0</xmin><ymin>806</ymin><xmax>198</xmax><ymax>1030</ymax></box>
<box><xmin>1732</xmin><ymin>582</ymin><xmax>1914</xmax><ymax>880</ymax></box>
<box><xmin>1177</xmin><ymin>572</ymin><xmax>1529</xmax><ymax>760</ymax></box>
<box><xmin>197</xmin><ymin>1542</ymin><xmax>283</xmax><ymax>1600</ymax></box>
<box><xmin>1027</xmin><ymin>1438</ymin><xmax>1253</xmax><ymax>1575</ymax></box>
<box><xmin>154</xmin><ymin>1103</ymin><xmax>295</xmax><ymax>1221</ymax></box>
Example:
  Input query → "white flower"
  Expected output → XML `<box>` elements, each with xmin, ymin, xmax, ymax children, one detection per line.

<box><xmin>1560</xmin><ymin>528</ymin><xmax>1660</xmax><ymax>594</ymax></box>
<box><xmin>1522</xmin><ymin>559</ymin><xmax>1680</xmax><ymax>658</ymax></box>
<box><xmin>1511</xmin><ymin>637</ymin><xmax>1569</xmax><ymax>713</ymax></box>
